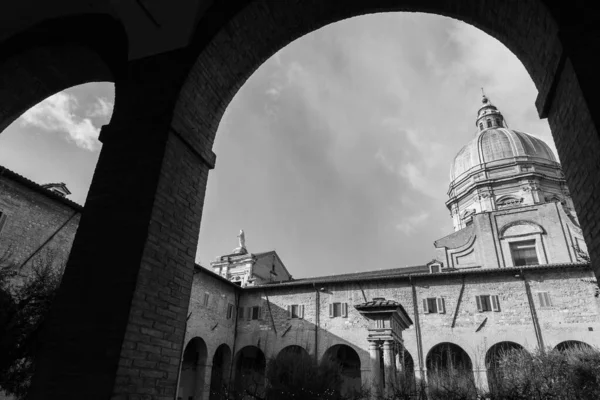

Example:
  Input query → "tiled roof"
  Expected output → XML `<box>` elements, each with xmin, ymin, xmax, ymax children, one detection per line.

<box><xmin>0</xmin><ymin>165</ymin><xmax>82</xmax><ymax>211</ymax></box>
<box><xmin>355</xmin><ymin>298</ymin><xmax>402</xmax><ymax>309</ymax></box>
<box><xmin>246</xmin><ymin>262</ymin><xmax>590</xmax><ymax>290</ymax></box>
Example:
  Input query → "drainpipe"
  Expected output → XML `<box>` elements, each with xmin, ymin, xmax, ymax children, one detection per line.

<box><xmin>410</xmin><ymin>277</ymin><xmax>425</xmax><ymax>380</ymax></box>
<box><xmin>229</xmin><ymin>288</ymin><xmax>241</xmax><ymax>392</ymax></box>
<box><xmin>313</xmin><ymin>283</ymin><xmax>320</xmax><ymax>363</ymax></box>
<box><xmin>521</xmin><ymin>269</ymin><xmax>545</xmax><ymax>351</ymax></box>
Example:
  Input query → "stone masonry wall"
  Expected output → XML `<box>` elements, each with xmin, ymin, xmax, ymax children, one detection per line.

<box><xmin>0</xmin><ymin>174</ymin><xmax>80</xmax><ymax>274</ymax></box>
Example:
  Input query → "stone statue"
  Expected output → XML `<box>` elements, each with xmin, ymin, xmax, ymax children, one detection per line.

<box><xmin>238</xmin><ymin>229</ymin><xmax>246</xmax><ymax>249</ymax></box>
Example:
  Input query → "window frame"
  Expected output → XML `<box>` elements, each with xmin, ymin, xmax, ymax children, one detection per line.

<box><xmin>537</xmin><ymin>291</ymin><xmax>552</xmax><ymax>308</ymax></box>
<box><xmin>226</xmin><ymin>303</ymin><xmax>234</xmax><ymax>319</ymax></box>
<box><xmin>509</xmin><ymin>239</ymin><xmax>539</xmax><ymax>267</ymax></box>
<box><xmin>287</xmin><ymin>304</ymin><xmax>305</xmax><ymax>319</ymax></box>
<box><xmin>0</xmin><ymin>211</ymin><xmax>7</xmax><ymax>235</ymax></box>
<box><xmin>329</xmin><ymin>302</ymin><xmax>348</xmax><ymax>318</ymax></box>
<box><xmin>476</xmin><ymin>294</ymin><xmax>500</xmax><ymax>312</ymax></box>
<box><xmin>423</xmin><ymin>297</ymin><xmax>445</xmax><ymax>314</ymax></box>
<box><xmin>203</xmin><ymin>292</ymin><xmax>210</xmax><ymax>307</ymax></box>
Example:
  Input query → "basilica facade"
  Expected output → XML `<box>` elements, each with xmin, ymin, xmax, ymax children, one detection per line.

<box><xmin>178</xmin><ymin>96</ymin><xmax>600</xmax><ymax>399</ymax></box>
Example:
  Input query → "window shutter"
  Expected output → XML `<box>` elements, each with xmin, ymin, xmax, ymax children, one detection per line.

<box><xmin>0</xmin><ymin>213</ymin><xmax>7</xmax><ymax>234</ymax></box>
<box><xmin>544</xmin><ymin>293</ymin><xmax>552</xmax><ymax>307</ymax></box>
<box><xmin>329</xmin><ymin>304</ymin><xmax>334</xmax><ymax>318</ymax></box>
<box><xmin>537</xmin><ymin>292</ymin><xmax>545</xmax><ymax>307</ymax></box>
<box><xmin>437</xmin><ymin>297</ymin><xmax>445</xmax><ymax>314</ymax></box>
<box><xmin>258</xmin><ymin>305</ymin><xmax>263</xmax><ymax>320</ymax></box>
<box><xmin>476</xmin><ymin>296</ymin><xmax>483</xmax><ymax>312</ymax></box>
<box><xmin>491</xmin><ymin>295</ymin><xmax>500</xmax><ymax>312</ymax></box>
<box><xmin>300</xmin><ymin>305</ymin><xmax>305</xmax><ymax>319</ymax></box>
<box><xmin>341</xmin><ymin>303</ymin><xmax>348</xmax><ymax>318</ymax></box>
<box><xmin>422</xmin><ymin>299</ymin><xmax>429</xmax><ymax>314</ymax></box>
<box><xmin>287</xmin><ymin>305</ymin><xmax>292</xmax><ymax>319</ymax></box>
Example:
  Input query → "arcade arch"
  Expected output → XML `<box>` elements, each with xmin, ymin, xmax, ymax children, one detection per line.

<box><xmin>4</xmin><ymin>1</ymin><xmax>597</xmax><ymax>399</ymax></box>
<box><xmin>209</xmin><ymin>344</ymin><xmax>232</xmax><ymax>400</ymax></box>
<box><xmin>233</xmin><ymin>346</ymin><xmax>266</xmax><ymax>398</ymax></box>
<box><xmin>322</xmin><ymin>344</ymin><xmax>362</xmax><ymax>397</ymax></box>
<box><xmin>485</xmin><ymin>341</ymin><xmax>527</xmax><ymax>392</ymax></box>
<box><xmin>178</xmin><ymin>337</ymin><xmax>208</xmax><ymax>400</ymax></box>
<box><xmin>554</xmin><ymin>340</ymin><xmax>595</xmax><ymax>352</ymax></box>
<box><xmin>426</xmin><ymin>342</ymin><xmax>474</xmax><ymax>391</ymax></box>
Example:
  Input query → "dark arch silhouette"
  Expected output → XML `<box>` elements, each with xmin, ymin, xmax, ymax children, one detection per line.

<box><xmin>178</xmin><ymin>337</ymin><xmax>208</xmax><ymax>400</ymax></box>
<box><xmin>234</xmin><ymin>346</ymin><xmax>266</xmax><ymax>398</ymax></box>
<box><xmin>276</xmin><ymin>345</ymin><xmax>312</xmax><ymax>363</ymax></box>
<box><xmin>0</xmin><ymin>14</ymin><xmax>124</xmax><ymax>134</ymax></box>
<box><xmin>485</xmin><ymin>341</ymin><xmax>527</xmax><ymax>392</ymax></box>
<box><xmin>322</xmin><ymin>344</ymin><xmax>361</xmax><ymax>397</ymax></box>
<box><xmin>9</xmin><ymin>1</ymin><xmax>600</xmax><ymax>398</ymax></box>
<box><xmin>426</xmin><ymin>342</ymin><xmax>474</xmax><ymax>392</ymax></box>
<box><xmin>555</xmin><ymin>340</ymin><xmax>595</xmax><ymax>352</ymax></box>
<box><xmin>209</xmin><ymin>343</ymin><xmax>232</xmax><ymax>400</ymax></box>
<box><xmin>427</xmin><ymin>342</ymin><xmax>473</xmax><ymax>372</ymax></box>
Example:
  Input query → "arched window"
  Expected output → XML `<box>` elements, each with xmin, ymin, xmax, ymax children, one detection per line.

<box><xmin>479</xmin><ymin>122</ymin><xmax>484</xmax><ymax>130</ymax></box>
<box><xmin>486</xmin><ymin>119</ymin><xmax>492</xmax><ymax>128</ymax></box>
<box><xmin>495</xmin><ymin>118</ymin><xmax>501</xmax><ymax>126</ymax></box>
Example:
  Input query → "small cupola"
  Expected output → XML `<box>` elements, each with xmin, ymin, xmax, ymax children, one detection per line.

<box><xmin>475</xmin><ymin>91</ymin><xmax>505</xmax><ymax>132</ymax></box>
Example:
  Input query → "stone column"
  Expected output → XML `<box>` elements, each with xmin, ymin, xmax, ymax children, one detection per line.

<box><xmin>27</xmin><ymin>51</ymin><xmax>215</xmax><ymax>399</ymax></box>
<box><xmin>368</xmin><ymin>341</ymin><xmax>382</xmax><ymax>399</ymax></box>
<box><xmin>474</xmin><ymin>367</ymin><xmax>489</xmax><ymax>393</ymax></box>
<box><xmin>383</xmin><ymin>341</ymin><xmax>396</xmax><ymax>397</ymax></box>
<box><xmin>197</xmin><ymin>363</ymin><xmax>212</xmax><ymax>400</ymax></box>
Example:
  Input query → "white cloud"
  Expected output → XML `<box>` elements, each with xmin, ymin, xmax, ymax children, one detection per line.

<box><xmin>86</xmin><ymin>97</ymin><xmax>114</xmax><ymax>118</ymax></box>
<box><xmin>395</xmin><ymin>211</ymin><xmax>430</xmax><ymax>235</ymax></box>
<box><xmin>19</xmin><ymin>92</ymin><xmax>103</xmax><ymax>151</ymax></box>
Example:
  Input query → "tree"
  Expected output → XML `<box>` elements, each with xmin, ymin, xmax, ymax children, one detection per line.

<box><xmin>0</xmin><ymin>250</ymin><xmax>62</xmax><ymax>399</ymax></box>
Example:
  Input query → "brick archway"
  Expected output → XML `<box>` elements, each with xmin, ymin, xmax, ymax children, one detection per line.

<box><xmin>0</xmin><ymin>14</ymin><xmax>125</xmax><ymax>134</ymax></box>
<box><xmin>4</xmin><ymin>1</ymin><xmax>598</xmax><ymax>399</ymax></box>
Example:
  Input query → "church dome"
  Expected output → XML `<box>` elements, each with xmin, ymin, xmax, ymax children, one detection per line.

<box><xmin>450</xmin><ymin>95</ymin><xmax>557</xmax><ymax>182</ymax></box>
<box><xmin>451</xmin><ymin>128</ymin><xmax>557</xmax><ymax>181</ymax></box>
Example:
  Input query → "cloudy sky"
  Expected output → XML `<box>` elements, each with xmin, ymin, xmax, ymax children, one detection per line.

<box><xmin>0</xmin><ymin>13</ymin><xmax>555</xmax><ymax>279</ymax></box>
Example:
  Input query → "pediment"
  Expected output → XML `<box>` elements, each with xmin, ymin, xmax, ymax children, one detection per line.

<box><xmin>500</xmin><ymin>220</ymin><xmax>545</xmax><ymax>238</ymax></box>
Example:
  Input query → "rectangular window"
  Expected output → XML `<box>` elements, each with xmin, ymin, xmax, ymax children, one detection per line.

<box><xmin>329</xmin><ymin>302</ymin><xmax>348</xmax><ymax>318</ymax></box>
<box><xmin>537</xmin><ymin>292</ymin><xmax>552</xmax><ymax>308</ymax></box>
<box><xmin>476</xmin><ymin>295</ymin><xmax>500</xmax><ymax>312</ymax></box>
<box><xmin>251</xmin><ymin>306</ymin><xmax>260</xmax><ymax>320</ymax></box>
<box><xmin>203</xmin><ymin>293</ymin><xmax>210</xmax><ymax>307</ymax></box>
<box><xmin>510</xmin><ymin>240</ymin><xmax>539</xmax><ymax>266</ymax></box>
<box><xmin>423</xmin><ymin>297</ymin><xmax>444</xmax><ymax>314</ymax></box>
<box><xmin>227</xmin><ymin>303</ymin><xmax>234</xmax><ymax>319</ymax></box>
<box><xmin>430</xmin><ymin>264</ymin><xmax>441</xmax><ymax>273</ymax></box>
<box><xmin>288</xmin><ymin>304</ymin><xmax>305</xmax><ymax>319</ymax></box>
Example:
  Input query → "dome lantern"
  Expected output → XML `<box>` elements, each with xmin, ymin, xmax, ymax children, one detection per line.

<box><xmin>475</xmin><ymin>92</ymin><xmax>505</xmax><ymax>132</ymax></box>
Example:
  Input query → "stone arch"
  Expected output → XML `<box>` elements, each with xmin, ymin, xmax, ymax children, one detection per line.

<box><xmin>266</xmin><ymin>345</ymin><xmax>314</xmax><ymax>395</ymax></box>
<box><xmin>0</xmin><ymin>14</ymin><xmax>125</xmax><ymax>133</ymax></box>
<box><xmin>10</xmin><ymin>0</ymin><xmax>600</xmax><ymax>398</ymax></box>
<box><xmin>178</xmin><ymin>337</ymin><xmax>209</xmax><ymax>400</ymax></box>
<box><xmin>485</xmin><ymin>341</ymin><xmax>527</xmax><ymax>392</ymax></box>
<box><xmin>321</xmin><ymin>344</ymin><xmax>361</xmax><ymax>397</ymax></box>
<box><xmin>499</xmin><ymin>220</ymin><xmax>546</xmax><ymax>238</ymax></box>
<box><xmin>276</xmin><ymin>345</ymin><xmax>312</xmax><ymax>363</ymax></box>
<box><xmin>554</xmin><ymin>340</ymin><xmax>595</xmax><ymax>352</ymax></box>
<box><xmin>426</xmin><ymin>342</ymin><xmax>474</xmax><ymax>390</ymax></box>
<box><xmin>209</xmin><ymin>344</ymin><xmax>232</xmax><ymax>400</ymax></box>
<box><xmin>233</xmin><ymin>346</ymin><xmax>266</xmax><ymax>398</ymax></box>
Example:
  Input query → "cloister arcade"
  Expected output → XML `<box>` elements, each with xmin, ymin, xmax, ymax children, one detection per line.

<box><xmin>2</xmin><ymin>0</ymin><xmax>600</xmax><ymax>398</ymax></box>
